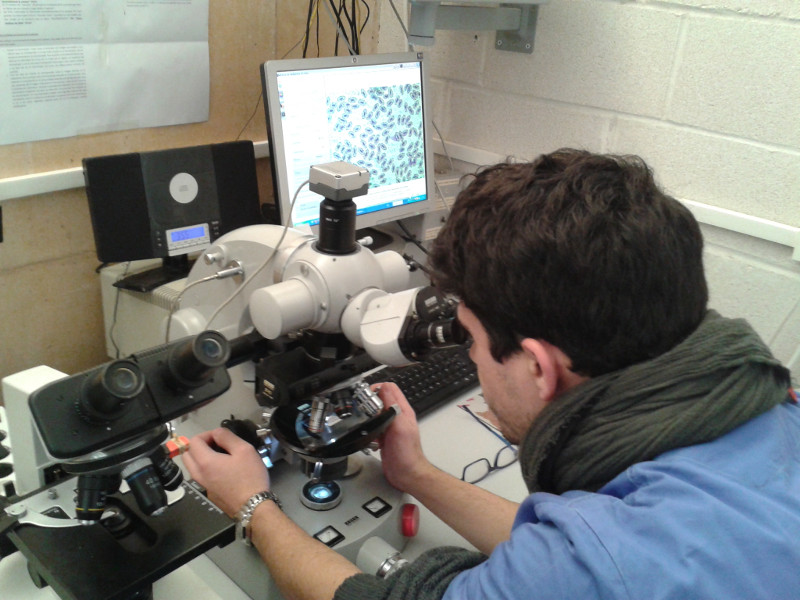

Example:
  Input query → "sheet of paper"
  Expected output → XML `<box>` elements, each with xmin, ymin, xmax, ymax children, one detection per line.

<box><xmin>458</xmin><ymin>392</ymin><xmax>505</xmax><ymax>435</ymax></box>
<box><xmin>0</xmin><ymin>0</ymin><xmax>209</xmax><ymax>146</ymax></box>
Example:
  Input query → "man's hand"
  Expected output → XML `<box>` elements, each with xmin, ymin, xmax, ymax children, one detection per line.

<box><xmin>375</xmin><ymin>382</ymin><xmax>520</xmax><ymax>554</ymax></box>
<box><xmin>185</xmin><ymin>429</ymin><xmax>361</xmax><ymax>600</ymax></box>
<box><xmin>375</xmin><ymin>382</ymin><xmax>438</xmax><ymax>494</ymax></box>
<box><xmin>182</xmin><ymin>427</ymin><xmax>269</xmax><ymax>517</ymax></box>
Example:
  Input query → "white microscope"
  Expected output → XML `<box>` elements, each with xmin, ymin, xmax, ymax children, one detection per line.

<box><xmin>0</xmin><ymin>162</ymin><xmax>465</xmax><ymax>600</ymax></box>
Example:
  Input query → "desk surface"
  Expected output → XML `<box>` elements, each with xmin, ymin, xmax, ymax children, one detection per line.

<box><xmin>1</xmin><ymin>389</ymin><xmax>529</xmax><ymax>599</ymax></box>
<box><xmin>403</xmin><ymin>389</ymin><xmax>529</xmax><ymax>560</ymax></box>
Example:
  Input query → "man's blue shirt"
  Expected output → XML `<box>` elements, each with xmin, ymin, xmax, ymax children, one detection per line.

<box><xmin>444</xmin><ymin>401</ymin><xmax>800</xmax><ymax>599</ymax></box>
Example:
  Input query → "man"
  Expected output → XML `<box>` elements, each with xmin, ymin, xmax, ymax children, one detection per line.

<box><xmin>184</xmin><ymin>149</ymin><xmax>800</xmax><ymax>599</ymax></box>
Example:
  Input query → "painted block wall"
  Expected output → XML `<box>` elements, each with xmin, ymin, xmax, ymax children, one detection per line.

<box><xmin>378</xmin><ymin>0</ymin><xmax>800</xmax><ymax>376</ymax></box>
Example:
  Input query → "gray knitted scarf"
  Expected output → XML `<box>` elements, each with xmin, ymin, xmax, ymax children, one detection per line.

<box><xmin>335</xmin><ymin>310</ymin><xmax>792</xmax><ymax>600</ymax></box>
<box><xmin>520</xmin><ymin>309</ymin><xmax>792</xmax><ymax>494</ymax></box>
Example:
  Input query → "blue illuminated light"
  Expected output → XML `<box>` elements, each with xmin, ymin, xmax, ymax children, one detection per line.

<box><xmin>310</xmin><ymin>485</ymin><xmax>333</xmax><ymax>500</ymax></box>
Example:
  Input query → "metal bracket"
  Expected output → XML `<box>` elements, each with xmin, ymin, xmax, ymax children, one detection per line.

<box><xmin>5</xmin><ymin>479</ymin><xmax>82</xmax><ymax>529</ymax></box>
<box><xmin>408</xmin><ymin>1</ymin><xmax>547</xmax><ymax>52</ymax></box>
<box><xmin>496</xmin><ymin>4</ymin><xmax>541</xmax><ymax>54</ymax></box>
<box><xmin>435</xmin><ymin>4</ymin><xmax>523</xmax><ymax>30</ymax></box>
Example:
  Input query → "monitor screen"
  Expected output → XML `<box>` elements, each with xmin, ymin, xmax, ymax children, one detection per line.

<box><xmin>262</xmin><ymin>52</ymin><xmax>434</xmax><ymax>232</ymax></box>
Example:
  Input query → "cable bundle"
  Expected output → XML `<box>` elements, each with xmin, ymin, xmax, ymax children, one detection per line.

<box><xmin>303</xmin><ymin>0</ymin><xmax>371</xmax><ymax>57</ymax></box>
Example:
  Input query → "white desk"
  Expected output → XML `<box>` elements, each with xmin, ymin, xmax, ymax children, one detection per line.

<box><xmin>0</xmin><ymin>391</ymin><xmax>529</xmax><ymax>599</ymax></box>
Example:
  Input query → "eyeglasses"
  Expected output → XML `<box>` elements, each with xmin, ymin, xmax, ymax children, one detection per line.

<box><xmin>461</xmin><ymin>444</ymin><xmax>518</xmax><ymax>484</ymax></box>
<box><xmin>457</xmin><ymin>403</ymin><xmax>518</xmax><ymax>484</ymax></box>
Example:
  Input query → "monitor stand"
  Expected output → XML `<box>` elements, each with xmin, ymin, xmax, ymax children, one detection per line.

<box><xmin>113</xmin><ymin>255</ymin><xmax>194</xmax><ymax>293</ymax></box>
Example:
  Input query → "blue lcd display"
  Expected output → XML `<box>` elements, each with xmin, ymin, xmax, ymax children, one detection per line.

<box><xmin>170</xmin><ymin>225</ymin><xmax>207</xmax><ymax>243</ymax></box>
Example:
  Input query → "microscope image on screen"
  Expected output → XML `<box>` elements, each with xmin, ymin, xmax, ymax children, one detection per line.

<box><xmin>328</xmin><ymin>83</ymin><xmax>426</xmax><ymax>188</ymax></box>
<box><xmin>262</xmin><ymin>52</ymin><xmax>436</xmax><ymax>239</ymax></box>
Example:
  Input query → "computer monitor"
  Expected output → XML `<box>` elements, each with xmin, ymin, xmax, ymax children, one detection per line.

<box><xmin>261</xmin><ymin>52</ymin><xmax>435</xmax><ymax>235</ymax></box>
<box><xmin>83</xmin><ymin>141</ymin><xmax>263</xmax><ymax>291</ymax></box>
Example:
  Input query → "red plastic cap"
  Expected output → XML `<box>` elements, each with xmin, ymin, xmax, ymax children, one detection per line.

<box><xmin>165</xmin><ymin>436</ymin><xmax>190</xmax><ymax>458</ymax></box>
<box><xmin>401</xmin><ymin>503</ymin><xmax>420</xmax><ymax>537</ymax></box>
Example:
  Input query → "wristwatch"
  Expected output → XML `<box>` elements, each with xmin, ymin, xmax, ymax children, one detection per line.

<box><xmin>237</xmin><ymin>490</ymin><xmax>282</xmax><ymax>546</ymax></box>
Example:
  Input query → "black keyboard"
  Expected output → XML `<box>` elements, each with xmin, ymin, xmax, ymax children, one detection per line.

<box><xmin>364</xmin><ymin>345</ymin><xmax>478</xmax><ymax>417</ymax></box>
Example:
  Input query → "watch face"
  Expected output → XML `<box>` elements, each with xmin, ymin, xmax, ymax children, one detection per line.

<box><xmin>238</xmin><ymin>520</ymin><xmax>251</xmax><ymax>545</ymax></box>
<box><xmin>238</xmin><ymin>491</ymin><xmax>279</xmax><ymax>546</ymax></box>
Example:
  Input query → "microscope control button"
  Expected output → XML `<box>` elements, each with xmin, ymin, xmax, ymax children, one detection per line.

<box><xmin>363</xmin><ymin>496</ymin><xmax>391</xmax><ymax>518</ymax></box>
<box><xmin>314</xmin><ymin>526</ymin><xmax>344</xmax><ymax>548</ymax></box>
<box><xmin>401</xmin><ymin>503</ymin><xmax>420</xmax><ymax>537</ymax></box>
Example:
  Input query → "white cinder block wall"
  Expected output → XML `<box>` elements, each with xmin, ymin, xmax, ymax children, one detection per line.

<box><xmin>379</xmin><ymin>0</ymin><xmax>800</xmax><ymax>378</ymax></box>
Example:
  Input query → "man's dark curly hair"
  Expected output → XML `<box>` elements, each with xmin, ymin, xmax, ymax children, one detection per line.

<box><xmin>429</xmin><ymin>148</ymin><xmax>708</xmax><ymax>377</ymax></box>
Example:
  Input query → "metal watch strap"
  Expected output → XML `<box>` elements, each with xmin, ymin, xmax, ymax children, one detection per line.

<box><xmin>237</xmin><ymin>490</ymin><xmax>282</xmax><ymax>546</ymax></box>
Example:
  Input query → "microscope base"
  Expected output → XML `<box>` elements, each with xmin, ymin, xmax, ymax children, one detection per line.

<box><xmin>3</xmin><ymin>478</ymin><xmax>235</xmax><ymax>600</ymax></box>
<box><xmin>206</xmin><ymin>453</ymin><xmax>409</xmax><ymax>600</ymax></box>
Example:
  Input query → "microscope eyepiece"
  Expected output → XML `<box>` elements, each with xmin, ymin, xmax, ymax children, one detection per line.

<box><xmin>166</xmin><ymin>330</ymin><xmax>231</xmax><ymax>389</ymax></box>
<box><xmin>199</xmin><ymin>336</ymin><xmax>226</xmax><ymax>361</ymax></box>
<box><xmin>106</xmin><ymin>363</ymin><xmax>144</xmax><ymax>397</ymax></box>
<box><xmin>79</xmin><ymin>360</ymin><xmax>145</xmax><ymax>424</ymax></box>
<box><xmin>401</xmin><ymin>317</ymin><xmax>468</xmax><ymax>359</ymax></box>
<box><xmin>396</xmin><ymin>287</ymin><xmax>467</xmax><ymax>360</ymax></box>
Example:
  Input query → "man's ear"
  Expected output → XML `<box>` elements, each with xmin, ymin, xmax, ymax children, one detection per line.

<box><xmin>519</xmin><ymin>338</ymin><xmax>559</xmax><ymax>403</ymax></box>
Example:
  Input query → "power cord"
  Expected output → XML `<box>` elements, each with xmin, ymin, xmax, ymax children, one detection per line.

<box><xmin>203</xmin><ymin>180</ymin><xmax>309</xmax><ymax>331</ymax></box>
<box><xmin>396</xmin><ymin>219</ymin><xmax>430</xmax><ymax>256</ymax></box>
<box><xmin>108</xmin><ymin>261</ymin><xmax>132</xmax><ymax>358</ymax></box>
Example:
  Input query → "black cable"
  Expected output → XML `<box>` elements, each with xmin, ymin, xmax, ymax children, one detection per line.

<box><xmin>236</xmin><ymin>91</ymin><xmax>263</xmax><ymax>140</ymax></box>
<box><xmin>328</xmin><ymin>0</ymin><xmax>351</xmax><ymax>55</ymax></box>
<box><xmin>328</xmin><ymin>0</ymin><xmax>338</xmax><ymax>54</ymax></box>
<box><xmin>341</xmin><ymin>0</ymin><xmax>352</xmax><ymax>55</ymax></box>
<box><xmin>347</xmin><ymin>0</ymin><xmax>358</xmax><ymax>54</ymax></box>
<box><xmin>359</xmin><ymin>0</ymin><xmax>370</xmax><ymax>35</ymax></box>
<box><xmin>353</xmin><ymin>1</ymin><xmax>360</xmax><ymax>54</ymax></box>
<box><xmin>108</xmin><ymin>261</ymin><xmax>131</xmax><ymax>358</ymax></box>
<box><xmin>397</xmin><ymin>220</ymin><xmax>430</xmax><ymax>255</ymax></box>
<box><xmin>315</xmin><ymin>2</ymin><xmax>321</xmax><ymax>56</ymax></box>
<box><xmin>303</xmin><ymin>0</ymin><xmax>314</xmax><ymax>57</ymax></box>
<box><xmin>403</xmin><ymin>253</ymin><xmax>432</xmax><ymax>277</ymax></box>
